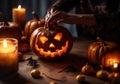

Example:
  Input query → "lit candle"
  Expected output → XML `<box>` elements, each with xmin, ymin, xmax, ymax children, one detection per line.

<box><xmin>113</xmin><ymin>63</ymin><xmax>118</xmax><ymax>69</ymax></box>
<box><xmin>113</xmin><ymin>62</ymin><xmax>118</xmax><ymax>72</ymax></box>
<box><xmin>109</xmin><ymin>63</ymin><xmax>120</xmax><ymax>79</ymax></box>
<box><xmin>0</xmin><ymin>38</ymin><xmax>18</xmax><ymax>77</ymax></box>
<box><xmin>12</xmin><ymin>5</ymin><xmax>26</xmax><ymax>26</ymax></box>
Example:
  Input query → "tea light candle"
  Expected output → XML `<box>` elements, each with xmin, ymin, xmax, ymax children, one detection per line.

<box><xmin>113</xmin><ymin>62</ymin><xmax>118</xmax><ymax>71</ymax></box>
<box><xmin>0</xmin><ymin>38</ymin><xmax>18</xmax><ymax>77</ymax></box>
<box><xmin>12</xmin><ymin>5</ymin><xmax>26</xmax><ymax>26</ymax></box>
<box><xmin>109</xmin><ymin>63</ymin><xmax>120</xmax><ymax>79</ymax></box>
<box><xmin>113</xmin><ymin>63</ymin><xmax>118</xmax><ymax>69</ymax></box>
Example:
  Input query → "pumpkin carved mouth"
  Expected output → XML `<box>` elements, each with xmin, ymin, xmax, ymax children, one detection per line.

<box><xmin>35</xmin><ymin>41</ymin><xmax>68</xmax><ymax>58</ymax></box>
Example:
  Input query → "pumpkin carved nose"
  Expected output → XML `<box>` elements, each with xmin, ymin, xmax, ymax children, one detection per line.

<box><xmin>49</xmin><ymin>43</ymin><xmax>55</xmax><ymax>48</ymax></box>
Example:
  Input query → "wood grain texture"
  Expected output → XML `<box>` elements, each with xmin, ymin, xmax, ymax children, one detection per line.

<box><xmin>0</xmin><ymin>38</ymin><xmax>108</xmax><ymax>84</ymax></box>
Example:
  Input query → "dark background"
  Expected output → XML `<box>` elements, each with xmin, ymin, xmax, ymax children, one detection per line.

<box><xmin>0</xmin><ymin>0</ymin><xmax>120</xmax><ymax>38</ymax></box>
<box><xmin>0</xmin><ymin>0</ymin><xmax>56</xmax><ymax>21</ymax></box>
<box><xmin>0</xmin><ymin>0</ymin><xmax>77</xmax><ymax>37</ymax></box>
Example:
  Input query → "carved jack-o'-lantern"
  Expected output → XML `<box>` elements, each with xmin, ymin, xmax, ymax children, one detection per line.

<box><xmin>30</xmin><ymin>25</ymin><xmax>73</xmax><ymax>59</ymax></box>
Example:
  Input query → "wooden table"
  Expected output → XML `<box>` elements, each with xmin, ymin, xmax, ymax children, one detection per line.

<box><xmin>0</xmin><ymin>38</ymin><xmax>111</xmax><ymax>84</ymax></box>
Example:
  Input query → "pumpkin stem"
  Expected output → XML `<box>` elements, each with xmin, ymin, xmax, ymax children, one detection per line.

<box><xmin>96</xmin><ymin>37</ymin><xmax>106</xmax><ymax>46</ymax></box>
<box><xmin>0</xmin><ymin>12</ymin><xmax>9</xmax><ymax>26</ymax></box>
<box><xmin>32</xmin><ymin>11</ymin><xmax>39</xmax><ymax>20</ymax></box>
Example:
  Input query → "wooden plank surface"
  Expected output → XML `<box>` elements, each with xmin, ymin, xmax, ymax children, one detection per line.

<box><xmin>0</xmin><ymin>38</ymin><xmax>109</xmax><ymax>84</ymax></box>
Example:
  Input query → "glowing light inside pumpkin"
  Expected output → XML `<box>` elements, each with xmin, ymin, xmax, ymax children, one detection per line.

<box><xmin>105</xmin><ymin>58</ymin><xmax>119</xmax><ymax>67</ymax></box>
<box><xmin>39</xmin><ymin>36</ymin><xmax>48</xmax><ymax>44</ymax></box>
<box><xmin>35</xmin><ymin>41</ymin><xmax>68</xmax><ymax>57</ymax></box>
<box><xmin>54</xmin><ymin>33</ymin><xmax>62</xmax><ymax>41</ymax></box>
<box><xmin>49</xmin><ymin>43</ymin><xmax>55</xmax><ymax>48</ymax></box>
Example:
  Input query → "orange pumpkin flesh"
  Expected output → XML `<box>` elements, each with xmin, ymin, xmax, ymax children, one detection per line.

<box><xmin>30</xmin><ymin>26</ymin><xmax>73</xmax><ymax>59</ymax></box>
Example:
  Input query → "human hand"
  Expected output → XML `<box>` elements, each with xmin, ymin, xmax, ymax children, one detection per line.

<box><xmin>45</xmin><ymin>9</ymin><xmax>71</xmax><ymax>28</ymax></box>
<box><xmin>45</xmin><ymin>9</ymin><xmax>96</xmax><ymax>28</ymax></box>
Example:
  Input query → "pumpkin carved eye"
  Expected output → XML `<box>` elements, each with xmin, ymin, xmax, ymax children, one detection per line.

<box><xmin>54</xmin><ymin>32</ymin><xmax>62</xmax><ymax>41</ymax></box>
<box><xmin>39</xmin><ymin>36</ymin><xmax>48</xmax><ymax>44</ymax></box>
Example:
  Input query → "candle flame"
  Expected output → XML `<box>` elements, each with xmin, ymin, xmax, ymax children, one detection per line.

<box><xmin>113</xmin><ymin>63</ymin><xmax>118</xmax><ymax>69</ymax></box>
<box><xmin>18</xmin><ymin>5</ymin><xmax>21</xmax><ymax>10</ymax></box>
<box><xmin>3</xmin><ymin>40</ymin><xmax>7</xmax><ymax>47</ymax></box>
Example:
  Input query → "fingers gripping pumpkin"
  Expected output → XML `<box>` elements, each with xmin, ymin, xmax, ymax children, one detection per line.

<box><xmin>30</xmin><ymin>26</ymin><xmax>73</xmax><ymax>59</ymax></box>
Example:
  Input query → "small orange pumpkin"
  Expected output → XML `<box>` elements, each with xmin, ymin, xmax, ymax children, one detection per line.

<box><xmin>81</xmin><ymin>63</ymin><xmax>95</xmax><ymax>75</ymax></box>
<box><xmin>24</xmin><ymin>12</ymin><xmax>45</xmax><ymax>40</ymax></box>
<box><xmin>87</xmin><ymin>37</ymin><xmax>119</xmax><ymax>67</ymax></box>
<box><xmin>96</xmin><ymin>69</ymin><xmax>109</xmax><ymax>80</ymax></box>
<box><xmin>30</xmin><ymin>69</ymin><xmax>41</xmax><ymax>78</ymax></box>
<box><xmin>30</xmin><ymin>25</ymin><xmax>73</xmax><ymax>60</ymax></box>
<box><xmin>76</xmin><ymin>74</ymin><xmax>86</xmax><ymax>82</ymax></box>
<box><xmin>19</xmin><ymin>36</ymin><xmax>30</xmax><ymax>52</ymax></box>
